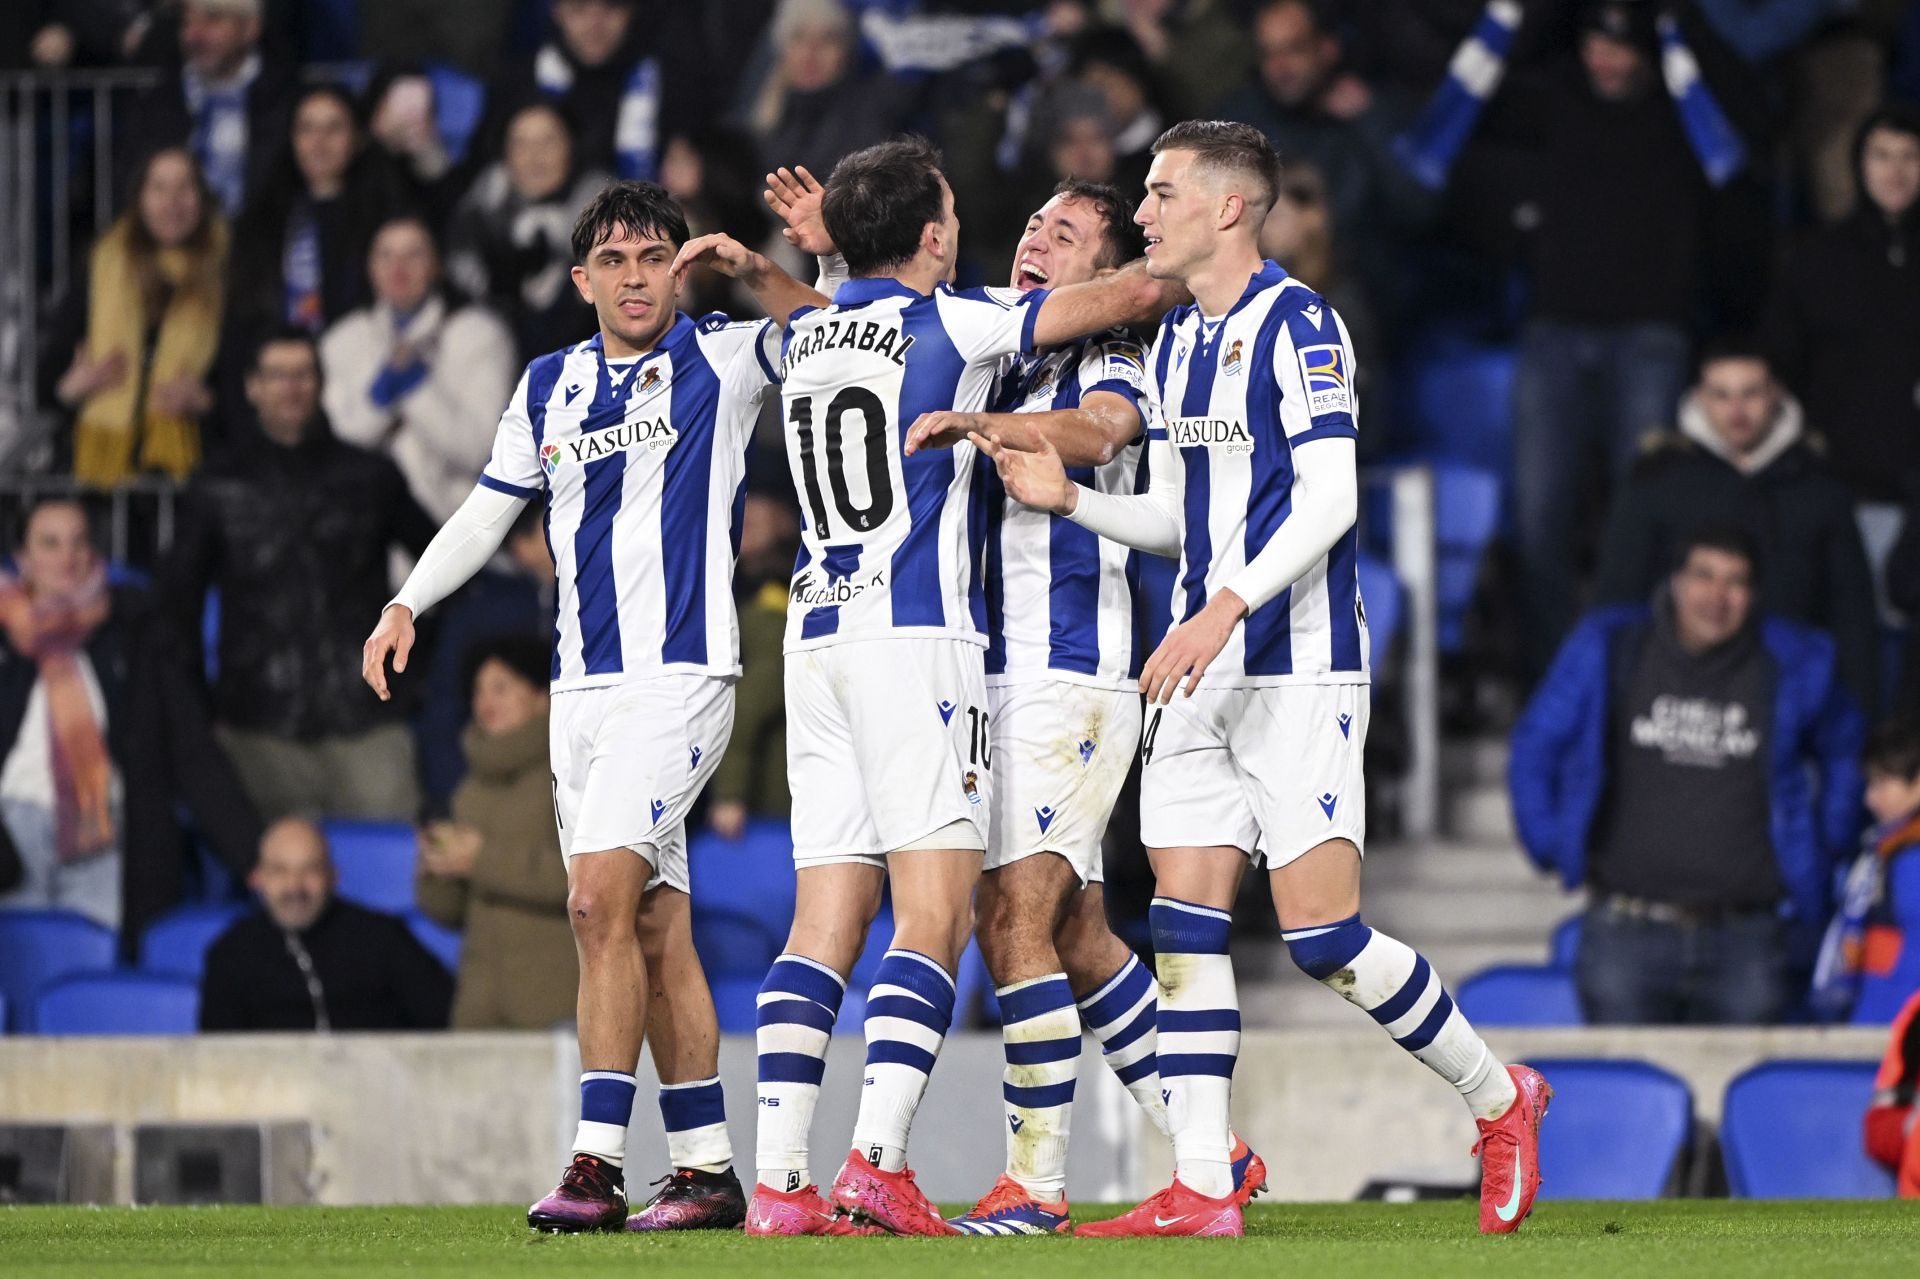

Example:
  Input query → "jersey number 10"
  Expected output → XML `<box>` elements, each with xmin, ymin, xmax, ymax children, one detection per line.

<box><xmin>790</xmin><ymin>388</ymin><xmax>893</xmax><ymax>537</ymax></box>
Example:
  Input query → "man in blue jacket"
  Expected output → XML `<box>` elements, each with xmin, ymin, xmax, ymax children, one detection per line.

<box><xmin>1510</xmin><ymin>526</ymin><xmax>1863</xmax><ymax>1024</ymax></box>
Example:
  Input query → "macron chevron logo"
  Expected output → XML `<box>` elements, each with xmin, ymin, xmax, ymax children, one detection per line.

<box><xmin>1035</xmin><ymin>806</ymin><xmax>1057</xmax><ymax>834</ymax></box>
<box><xmin>1079</xmin><ymin>738</ymin><xmax>1096</xmax><ymax>765</ymax></box>
<box><xmin>937</xmin><ymin>699</ymin><xmax>957</xmax><ymax>724</ymax></box>
<box><xmin>1008</xmin><ymin>1115</ymin><xmax>1024</xmax><ymax>1134</ymax></box>
<box><xmin>564</xmin><ymin>383</ymin><xmax>583</xmax><ymax>404</ymax></box>
<box><xmin>650</xmin><ymin>798</ymin><xmax>667</xmax><ymax>824</ymax></box>
<box><xmin>1337</xmin><ymin>713</ymin><xmax>1352</xmax><ymax>739</ymax></box>
<box><xmin>689</xmin><ymin>746</ymin><xmax>702</xmax><ymax>771</ymax></box>
<box><xmin>1318</xmin><ymin>792</ymin><xmax>1338</xmax><ymax>820</ymax></box>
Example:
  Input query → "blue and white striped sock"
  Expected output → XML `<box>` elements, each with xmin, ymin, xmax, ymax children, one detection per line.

<box><xmin>1283</xmin><ymin>915</ymin><xmax>1516</xmax><ymax>1120</ymax></box>
<box><xmin>998</xmin><ymin>973</ymin><xmax>1080</xmax><ymax>1200</ymax></box>
<box><xmin>1150</xmin><ymin>897</ymin><xmax>1238</xmax><ymax>1198</ymax></box>
<box><xmin>851</xmin><ymin>949</ymin><xmax>956</xmax><ymax>1173</ymax></box>
<box><xmin>755</xmin><ymin>953</ymin><xmax>845</xmax><ymax>1192</ymax></box>
<box><xmin>1077</xmin><ymin>953</ymin><xmax>1169</xmax><ymax>1135</ymax></box>
<box><xmin>574</xmin><ymin>1070</ymin><xmax>638</xmax><ymax>1167</ymax></box>
<box><xmin>659</xmin><ymin>1075</ymin><xmax>731</xmax><ymax>1173</ymax></box>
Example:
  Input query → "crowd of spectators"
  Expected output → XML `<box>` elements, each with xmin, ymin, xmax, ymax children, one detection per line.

<box><xmin>1</xmin><ymin>0</ymin><xmax>1918</xmax><ymax>1034</ymax></box>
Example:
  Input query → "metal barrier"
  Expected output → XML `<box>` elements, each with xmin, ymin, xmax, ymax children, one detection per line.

<box><xmin>1372</xmin><ymin>464</ymin><xmax>1440</xmax><ymax>839</ymax></box>
<box><xmin>0</xmin><ymin>474</ymin><xmax>179</xmax><ymax>565</ymax></box>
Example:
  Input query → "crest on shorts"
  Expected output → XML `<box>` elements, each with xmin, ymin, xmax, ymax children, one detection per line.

<box><xmin>963</xmin><ymin>771</ymin><xmax>982</xmax><ymax>805</ymax></box>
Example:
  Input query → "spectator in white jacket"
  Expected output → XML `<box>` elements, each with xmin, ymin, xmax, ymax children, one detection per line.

<box><xmin>320</xmin><ymin>216</ymin><xmax>516</xmax><ymax>522</ymax></box>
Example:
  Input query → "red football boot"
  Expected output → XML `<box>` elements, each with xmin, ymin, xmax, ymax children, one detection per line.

<box><xmin>1475</xmin><ymin>1064</ymin><xmax>1553</xmax><ymax>1234</ymax></box>
<box><xmin>1074</xmin><ymin>1179</ymin><xmax>1242</xmax><ymax>1238</ymax></box>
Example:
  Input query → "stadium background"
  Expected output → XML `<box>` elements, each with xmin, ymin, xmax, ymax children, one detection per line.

<box><xmin>0</xmin><ymin>0</ymin><xmax>1916</xmax><ymax>1220</ymax></box>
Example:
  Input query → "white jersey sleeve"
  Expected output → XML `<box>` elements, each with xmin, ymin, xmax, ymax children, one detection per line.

<box><xmin>1273</xmin><ymin>306</ymin><xmax>1359</xmax><ymax>445</ymax></box>
<box><xmin>478</xmin><ymin>369</ymin><xmax>544</xmax><ymax>500</ymax></box>
<box><xmin>692</xmin><ymin>313</ymin><xmax>781</xmax><ymax>405</ymax></box>
<box><xmin>935</xmin><ymin>286</ymin><xmax>1050</xmax><ymax>365</ymax></box>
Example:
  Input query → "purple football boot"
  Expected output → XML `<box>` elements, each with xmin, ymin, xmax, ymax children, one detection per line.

<box><xmin>625</xmin><ymin>1167</ymin><xmax>749</xmax><ymax>1232</ymax></box>
<box><xmin>527</xmin><ymin>1153</ymin><xmax>627</xmax><ymax>1233</ymax></box>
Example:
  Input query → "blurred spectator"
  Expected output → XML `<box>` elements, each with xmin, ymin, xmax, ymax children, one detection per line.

<box><xmin>162</xmin><ymin>329</ymin><xmax>434</xmax><ymax>823</ymax></box>
<box><xmin>120</xmin><ymin>0</ymin><xmax>292</xmax><ymax>218</ymax></box>
<box><xmin>1505</xmin><ymin>1</ymin><xmax>1719</xmax><ymax>684</ymax></box>
<box><xmin>227</xmin><ymin>83</ymin><xmax>412</xmax><ymax>343</ymax></box>
<box><xmin>1815</xmin><ymin>719</ymin><xmax>1920</xmax><ymax>1020</ymax></box>
<box><xmin>1219</xmin><ymin>0</ymin><xmax>1429</xmax><ymax>307</ymax></box>
<box><xmin>39</xmin><ymin>147</ymin><xmax>227</xmax><ymax>487</ymax></box>
<box><xmin>414</xmin><ymin>635</ymin><xmax>575</xmax><ymax>1030</ymax></box>
<box><xmin>445</xmin><ymin>100</ymin><xmax>606</xmax><ymax>364</ymax></box>
<box><xmin>0</xmin><ymin>498</ymin><xmax>259</xmax><ymax>951</ymax></box>
<box><xmin>416</xmin><ymin>502</ymin><xmax>554</xmax><ymax>809</ymax></box>
<box><xmin>1510</xmin><ymin>527</ymin><xmax>1864</xmax><ymax>1025</ymax></box>
<box><xmin>320</xmin><ymin>216</ymin><xmax>516</xmax><ymax>524</ymax></box>
<box><xmin>1111</xmin><ymin>0</ymin><xmax>1254</xmax><ymax>120</ymax></box>
<box><xmin>1865</xmin><ymin>986</ymin><xmax>1920</xmax><ymax>1196</ymax></box>
<box><xmin>1258</xmin><ymin>160</ymin><xmax>1377</xmax><ymax>398</ymax></box>
<box><xmin>1593</xmin><ymin>337</ymin><xmax>1878</xmax><ymax>714</ymax></box>
<box><xmin>736</xmin><ymin>0</ymin><xmax>907</xmax><ymax>179</ymax></box>
<box><xmin>200</xmin><ymin>816</ymin><xmax>452</xmax><ymax>1031</ymax></box>
<box><xmin>362</xmin><ymin>65</ymin><xmax>463</xmax><ymax>223</ymax></box>
<box><xmin>21</xmin><ymin>1</ymin><xmax>155</xmax><ymax>68</ymax></box>
<box><xmin>1765</xmin><ymin>105</ymin><xmax>1920</xmax><ymax>537</ymax></box>
<box><xmin>356</xmin><ymin>0</ymin><xmax>517</xmax><ymax>80</ymax></box>
<box><xmin>707</xmin><ymin>493</ymin><xmax>797</xmax><ymax>839</ymax></box>
<box><xmin>992</xmin><ymin>85</ymin><xmax>1122</xmax><ymax>274</ymax></box>
<box><xmin>1064</xmin><ymin>25</ymin><xmax>1165</xmax><ymax>200</ymax></box>
<box><xmin>658</xmin><ymin>125</ymin><xmax>774</xmax><ymax>315</ymax></box>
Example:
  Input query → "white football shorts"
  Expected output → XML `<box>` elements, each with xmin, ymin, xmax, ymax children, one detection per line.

<box><xmin>986</xmin><ymin>680</ymin><xmax>1140</xmax><ymax>885</ymax></box>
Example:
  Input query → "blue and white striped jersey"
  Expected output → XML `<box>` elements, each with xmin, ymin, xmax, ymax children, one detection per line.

<box><xmin>983</xmin><ymin>331</ymin><xmax>1156</xmax><ymax>688</ymax></box>
<box><xmin>479</xmin><ymin>313</ymin><xmax>779</xmax><ymax>690</ymax></box>
<box><xmin>1151</xmin><ymin>260</ymin><xmax>1368</xmax><ymax>685</ymax></box>
<box><xmin>779</xmin><ymin>277</ymin><xmax>1046</xmax><ymax>652</ymax></box>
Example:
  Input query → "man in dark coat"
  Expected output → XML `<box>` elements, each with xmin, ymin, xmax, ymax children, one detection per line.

<box><xmin>200</xmin><ymin>816</ymin><xmax>452</xmax><ymax>1031</ymax></box>
<box><xmin>1593</xmin><ymin>336</ymin><xmax>1878</xmax><ymax>713</ymax></box>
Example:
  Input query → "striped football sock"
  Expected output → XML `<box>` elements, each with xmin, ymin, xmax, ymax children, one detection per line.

<box><xmin>1076</xmin><ymin>952</ymin><xmax>1170</xmax><ymax>1135</ymax></box>
<box><xmin>754</xmin><ymin>953</ymin><xmax>845</xmax><ymax>1192</ymax></box>
<box><xmin>574</xmin><ymin>1070</ymin><xmax>637</xmax><ymax>1166</ymax></box>
<box><xmin>1283</xmin><ymin>914</ymin><xmax>1517</xmax><ymax>1120</ymax></box>
<box><xmin>659</xmin><ymin>1075</ymin><xmax>731</xmax><ymax>1173</ymax></box>
<box><xmin>1150</xmin><ymin>897</ymin><xmax>1238</xmax><ymax>1198</ymax></box>
<box><xmin>850</xmin><ymin>949</ymin><xmax>956</xmax><ymax>1173</ymax></box>
<box><xmin>998</xmin><ymin>973</ymin><xmax>1080</xmax><ymax>1200</ymax></box>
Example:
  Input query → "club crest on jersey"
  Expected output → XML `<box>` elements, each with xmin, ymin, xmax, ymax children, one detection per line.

<box><xmin>1223</xmin><ymin>339</ymin><xmax>1245</xmax><ymax>376</ymax></box>
<box><xmin>552</xmin><ymin>416</ymin><xmax>678</xmax><ymax>467</ymax></box>
<box><xmin>1167</xmin><ymin>416</ymin><xmax>1255</xmax><ymax>456</ymax></box>
<box><xmin>630</xmin><ymin>365</ymin><xmax>667</xmax><ymax>405</ymax></box>
<box><xmin>789</xmin><ymin>565</ymin><xmax>888</xmax><ymax>610</ymax></box>
<box><xmin>1297</xmin><ymin>343</ymin><xmax>1351</xmax><ymax>416</ymax></box>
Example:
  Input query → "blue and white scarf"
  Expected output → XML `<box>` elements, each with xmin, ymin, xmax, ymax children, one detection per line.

<box><xmin>1395</xmin><ymin>3</ymin><xmax>1747</xmax><ymax>191</ymax></box>
<box><xmin>535</xmin><ymin>44</ymin><xmax>661</xmax><ymax>182</ymax></box>
<box><xmin>185</xmin><ymin>52</ymin><xmax>261</xmax><ymax>216</ymax></box>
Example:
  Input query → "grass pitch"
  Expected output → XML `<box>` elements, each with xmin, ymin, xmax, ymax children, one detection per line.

<box><xmin>3</xmin><ymin>1200</ymin><xmax>1914</xmax><ymax>1278</ymax></box>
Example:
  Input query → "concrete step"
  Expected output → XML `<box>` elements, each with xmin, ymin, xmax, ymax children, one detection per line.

<box><xmin>1445</xmin><ymin>783</ymin><xmax>1516</xmax><ymax>843</ymax></box>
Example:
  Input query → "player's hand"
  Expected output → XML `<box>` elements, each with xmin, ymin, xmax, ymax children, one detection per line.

<box><xmin>764</xmin><ymin>165</ymin><xmax>835</xmax><ymax>256</ymax></box>
<box><xmin>905</xmin><ymin>411</ymin><xmax>978</xmax><ymax>455</ymax></box>
<box><xmin>671</xmin><ymin>232</ymin><xmax>759</xmax><ymax>283</ymax></box>
<box><xmin>1139</xmin><ymin>589</ymin><xmax>1247</xmax><ymax>704</ymax></box>
<box><xmin>970</xmin><ymin>430</ymin><xmax>1077</xmax><ymax>516</ymax></box>
<box><xmin>362</xmin><ymin>603</ymin><xmax>415</xmax><ymax>702</ymax></box>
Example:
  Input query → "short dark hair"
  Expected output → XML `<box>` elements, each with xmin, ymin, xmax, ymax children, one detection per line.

<box><xmin>1672</xmin><ymin>523</ymin><xmax>1760</xmax><ymax>581</ymax></box>
<box><xmin>248</xmin><ymin>325</ymin><xmax>320</xmax><ymax>375</ymax></box>
<box><xmin>1865</xmin><ymin>718</ymin><xmax>1920</xmax><ymax>781</ymax></box>
<box><xmin>1151</xmin><ymin>119</ymin><xmax>1282</xmax><ymax>220</ymax></box>
<box><xmin>460</xmin><ymin>633</ymin><xmax>552</xmax><ymax>702</ymax></box>
<box><xmin>18</xmin><ymin>496</ymin><xmax>96</xmax><ymax>548</ymax></box>
<box><xmin>1258</xmin><ymin>0</ymin><xmax>1337</xmax><ymax>37</ymax></box>
<box><xmin>1854</xmin><ymin>103</ymin><xmax>1920</xmax><ymax>186</ymax></box>
<box><xmin>570</xmin><ymin>180</ymin><xmax>690</xmax><ymax>264</ymax></box>
<box><xmin>822</xmin><ymin>136</ymin><xmax>947</xmax><ymax>276</ymax></box>
<box><xmin>1695</xmin><ymin>332</ymin><xmax>1773</xmax><ymax>380</ymax></box>
<box><xmin>1051</xmin><ymin>178</ymin><xmax>1146</xmax><ymax>268</ymax></box>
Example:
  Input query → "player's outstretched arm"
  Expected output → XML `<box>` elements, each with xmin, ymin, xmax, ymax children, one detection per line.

<box><xmin>671</xmin><ymin>233</ymin><xmax>827</xmax><ymax>328</ymax></box>
<box><xmin>973</xmin><ymin>428</ymin><xmax>1183</xmax><ymax>558</ymax></box>
<box><xmin>363</xmin><ymin>484</ymin><xmax>525</xmax><ymax>701</ymax></box>
<box><xmin>906</xmin><ymin>390</ymin><xmax>1138</xmax><ymax>466</ymax></box>
<box><xmin>765</xmin><ymin>165</ymin><xmax>850</xmax><ymax>296</ymax></box>
<box><xmin>1030</xmin><ymin>260</ymin><xmax>1188</xmax><ymax>349</ymax></box>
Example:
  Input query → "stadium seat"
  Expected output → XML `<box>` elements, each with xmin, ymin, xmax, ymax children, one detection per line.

<box><xmin>1890</xmin><ymin>851</ymin><xmax>1920</xmax><ymax>929</ymax></box>
<box><xmin>1721</xmin><ymin>1061</ymin><xmax>1897</xmax><ymax>1198</ymax></box>
<box><xmin>710</xmin><ymin>975</ymin><xmax>763</xmax><ymax>1035</ymax></box>
<box><xmin>688</xmin><ymin>819</ymin><xmax>798</xmax><ymax>940</ymax></box>
<box><xmin>0</xmin><ymin>909</ymin><xmax>117</xmax><ymax>1033</ymax></box>
<box><xmin>322</xmin><ymin>821</ymin><xmax>418</xmax><ymax>914</ymax></box>
<box><xmin>1455</xmin><ymin>964</ymin><xmax>1583</xmax><ymax>1027</ymax></box>
<box><xmin>427</xmin><ymin>64</ymin><xmax>487</xmax><ymax>165</ymax></box>
<box><xmin>1526</xmin><ymin>1058</ymin><xmax>1693</xmax><ymax>1199</ymax></box>
<box><xmin>1431</xmin><ymin>462</ymin><xmax>1502</xmax><ymax>654</ymax></box>
<box><xmin>692</xmin><ymin>905</ymin><xmax>782</xmax><ymax>980</ymax></box>
<box><xmin>139</xmin><ymin>903</ymin><xmax>249</xmax><ymax>980</ymax></box>
<box><xmin>1396</xmin><ymin>340</ymin><xmax>1517</xmax><ymax>476</ymax></box>
<box><xmin>1549</xmin><ymin>914</ymin><xmax>1583</xmax><ymax>970</ymax></box>
<box><xmin>1355</xmin><ymin>550</ymin><xmax>1404</xmax><ymax>674</ymax></box>
<box><xmin>405</xmin><ymin>911</ymin><xmax>462</xmax><ymax>975</ymax></box>
<box><xmin>33</xmin><ymin>972</ymin><xmax>199</xmax><ymax>1035</ymax></box>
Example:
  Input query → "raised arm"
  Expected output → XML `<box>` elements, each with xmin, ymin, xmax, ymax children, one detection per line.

<box><xmin>908</xmin><ymin>390</ymin><xmax>1140</xmax><ymax>467</ymax></box>
<box><xmin>671</xmin><ymin>233</ymin><xmax>827</xmax><ymax>328</ymax></box>
<box><xmin>1031</xmin><ymin>260</ymin><xmax>1186</xmax><ymax>349</ymax></box>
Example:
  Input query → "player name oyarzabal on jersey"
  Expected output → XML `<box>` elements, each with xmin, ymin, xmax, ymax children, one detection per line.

<box><xmin>1166</xmin><ymin>416</ymin><xmax>1255</xmax><ymax>454</ymax></box>
<box><xmin>781</xmin><ymin>316</ymin><xmax>917</xmax><ymax>376</ymax></box>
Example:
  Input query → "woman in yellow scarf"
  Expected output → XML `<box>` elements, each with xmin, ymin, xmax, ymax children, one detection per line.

<box><xmin>54</xmin><ymin>146</ymin><xmax>228</xmax><ymax>487</ymax></box>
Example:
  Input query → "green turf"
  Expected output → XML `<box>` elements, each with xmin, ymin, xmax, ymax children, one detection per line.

<box><xmin>3</xmin><ymin>1201</ymin><xmax>1913</xmax><ymax>1278</ymax></box>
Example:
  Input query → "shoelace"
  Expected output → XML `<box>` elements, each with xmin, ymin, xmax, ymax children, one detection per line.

<box><xmin>560</xmin><ymin>1158</ymin><xmax>616</xmax><ymax>1200</ymax></box>
<box><xmin>1127</xmin><ymin>1186</ymin><xmax>1177</xmax><ymax>1219</ymax></box>
<box><xmin>972</xmin><ymin>1178</ymin><xmax>1041</xmax><ymax>1217</ymax></box>
<box><xmin>642</xmin><ymin>1171</ymin><xmax>699</xmax><ymax>1206</ymax></box>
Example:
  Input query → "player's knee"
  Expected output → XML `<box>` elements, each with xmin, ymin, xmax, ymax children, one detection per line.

<box><xmin>1283</xmin><ymin>913</ymin><xmax>1371</xmax><ymax>982</ymax></box>
<box><xmin>566</xmin><ymin>883</ymin><xmax>639</xmax><ymax>951</ymax></box>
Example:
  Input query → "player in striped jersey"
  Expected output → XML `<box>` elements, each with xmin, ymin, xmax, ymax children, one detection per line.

<box><xmin>675</xmin><ymin>138</ymin><xmax>1179</xmax><ymax>1237</ymax></box>
<box><xmin>361</xmin><ymin>182</ymin><xmax>825</xmax><ymax>1235</ymax></box>
<box><xmin>900</xmin><ymin>179</ymin><xmax>1263</xmax><ymax>1234</ymax></box>
<box><xmin>985</xmin><ymin>122</ymin><xmax>1550</xmax><ymax>1238</ymax></box>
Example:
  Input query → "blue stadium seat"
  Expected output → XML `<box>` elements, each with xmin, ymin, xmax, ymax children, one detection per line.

<box><xmin>1527</xmin><ymin>1059</ymin><xmax>1693</xmax><ymax>1199</ymax></box>
<box><xmin>0</xmin><ymin>991</ymin><xmax>7</xmax><ymax>1032</ymax></box>
<box><xmin>139</xmin><ymin>903</ymin><xmax>248</xmax><ymax>979</ymax></box>
<box><xmin>34</xmin><ymin>971</ymin><xmax>199</xmax><ymax>1035</ymax></box>
<box><xmin>323</xmin><ymin>821</ymin><xmax>418</xmax><ymax>914</ymax></box>
<box><xmin>1355</xmin><ymin>550</ymin><xmax>1403</xmax><ymax>674</ymax></box>
<box><xmin>688</xmin><ymin>819</ymin><xmax>797</xmax><ymax>940</ymax></box>
<box><xmin>1455</xmin><ymin>964</ymin><xmax>1583</xmax><ymax>1027</ymax></box>
<box><xmin>1722</xmin><ymin>1061</ymin><xmax>1896</xmax><ymax>1197</ymax></box>
<box><xmin>427</xmin><ymin>64</ymin><xmax>487</xmax><ymax>165</ymax></box>
<box><xmin>711</xmin><ymin>974</ymin><xmax>764</xmax><ymax>1035</ymax></box>
<box><xmin>1396</xmin><ymin>340</ymin><xmax>1517</xmax><ymax>476</ymax></box>
<box><xmin>1431</xmin><ymin>462</ymin><xmax>1502</xmax><ymax>654</ymax></box>
<box><xmin>0</xmin><ymin>909</ymin><xmax>116</xmax><ymax>1033</ymax></box>
<box><xmin>405</xmin><ymin>910</ymin><xmax>462</xmax><ymax>974</ymax></box>
<box><xmin>693</xmin><ymin>905</ymin><xmax>782</xmax><ymax>980</ymax></box>
<box><xmin>1549</xmin><ymin>914</ymin><xmax>1583</xmax><ymax>970</ymax></box>
<box><xmin>955</xmin><ymin>939</ymin><xmax>998</xmax><ymax>1028</ymax></box>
